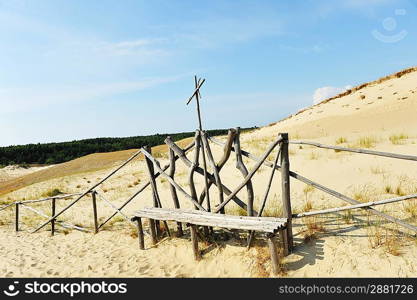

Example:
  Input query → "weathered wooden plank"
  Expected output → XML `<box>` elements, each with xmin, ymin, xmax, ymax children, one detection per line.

<box><xmin>293</xmin><ymin>193</ymin><xmax>417</xmax><ymax>218</ymax></box>
<box><xmin>289</xmin><ymin>140</ymin><xmax>417</xmax><ymax>162</ymax></box>
<box><xmin>132</xmin><ymin>208</ymin><xmax>287</xmax><ymax>232</ymax></box>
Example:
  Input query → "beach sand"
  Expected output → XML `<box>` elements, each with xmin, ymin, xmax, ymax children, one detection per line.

<box><xmin>1</xmin><ymin>67</ymin><xmax>417</xmax><ymax>277</ymax></box>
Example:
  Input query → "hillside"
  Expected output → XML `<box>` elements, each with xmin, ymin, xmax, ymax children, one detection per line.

<box><xmin>0</xmin><ymin>129</ymin><xmax>242</xmax><ymax>166</ymax></box>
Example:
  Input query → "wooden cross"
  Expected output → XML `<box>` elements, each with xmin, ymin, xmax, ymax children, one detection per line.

<box><xmin>185</xmin><ymin>76</ymin><xmax>212</xmax><ymax>215</ymax></box>
<box><xmin>186</xmin><ymin>76</ymin><xmax>206</xmax><ymax>131</ymax></box>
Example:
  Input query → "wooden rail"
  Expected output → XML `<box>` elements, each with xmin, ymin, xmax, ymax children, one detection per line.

<box><xmin>208</xmin><ymin>135</ymin><xmax>417</xmax><ymax>234</ymax></box>
<box><xmin>289</xmin><ymin>140</ymin><xmax>417</xmax><ymax>161</ymax></box>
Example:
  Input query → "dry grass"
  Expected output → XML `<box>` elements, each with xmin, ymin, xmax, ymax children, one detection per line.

<box><xmin>335</xmin><ymin>137</ymin><xmax>347</xmax><ymax>144</ymax></box>
<box><xmin>42</xmin><ymin>188</ymin><xmax>64</xmax><ymax>197</ymax></box>
<box><xmin>308</xmin><ymin>151</ymin><xmax>319</xmax><ymax>160</ymax></box>
<box><xmin>389</xmin><ymin>133</ymin><xmax>408</xmax><ymax>145</ymax></box>
<box><xmin>356</xmin><ymin>136</ymin><xmax>377</xmax><ymax>148</ymax></box>
<box><xmin>370</xmin><ymin>165</ymin><xmax>385</xmax><ymax>174</ymax></box>
<box><xmin>302</xmin><ymin>216</ymin><xmax>325</xmax><ymax>243</ymax></box>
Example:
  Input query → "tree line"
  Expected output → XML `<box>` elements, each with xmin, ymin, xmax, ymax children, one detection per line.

<box><xmin>0</xmin><ymin>128</ymin><xmax>256</xmax><ymax>166</ymax></box>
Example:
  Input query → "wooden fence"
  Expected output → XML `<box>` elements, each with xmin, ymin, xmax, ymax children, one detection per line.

<box><xmin>1</xmin><ymin>129</ymin><xmax>416</xmax><ymax>254</ymax></box>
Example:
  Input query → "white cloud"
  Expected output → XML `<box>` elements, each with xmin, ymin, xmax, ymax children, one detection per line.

<box><xmin>313</xmin><ymin>85</ymin><xmax>352</xmax><ymax>104</ymax></box>
<box><xmin>0</xmin><ymin>75</ymin><xmax>184</xmax><ymax>114</ymax></box>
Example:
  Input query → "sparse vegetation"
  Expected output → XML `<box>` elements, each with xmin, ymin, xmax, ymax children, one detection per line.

<box><xmin>389</xmin><ymin>133</ymin><xmax>408</xmax><ymax>145</ymax></box>
<box><xmin>335</xmin><ymin>137</ymin><xmax>347</xmax><ymax>144</ymax></box>
<box><xmin>42</xmin><ymin>188</ymin><xmax>64</xmax><ymax>197</ymax></box>
<box><xmin>357</xmin><ymin>136</ymin><xmax>377</xmax><ymax>148</ymax></box>
<box><xmin>309</xmin><ymin>151</ymin><xmax>319</xmax><ymax>160</ymax></box>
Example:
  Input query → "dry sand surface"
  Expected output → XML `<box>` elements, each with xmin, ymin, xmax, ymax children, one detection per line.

<box><xmin>1</xmin><ymin>67</ymin><xmax>417</xmax><ymax>277</ymax></box>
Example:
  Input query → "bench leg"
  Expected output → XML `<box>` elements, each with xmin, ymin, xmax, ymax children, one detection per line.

<box><xmin>135</xmin><ymin>217</ymin><xmax>145</xmax><ymax>250</ymax></box>
<box><xmin>267</xmin><ymin>233</ymin><xmax>281</xmax><ymax>276</ymax></box>
<box><xmin>176</xmin><ymin>222</ymin><xmax>183</xmax><ymax>237</ymax></box>
<box><xmin>149</xmin><ymin>219</ymin><xmax>158</xmax><ymax>245</ymax></box>
<box><xmin>190</xmin><ymin>225</ymin><xmax>201</xmax><ymax>261</ymax></box>
<box><xmin>279</xmin><ymin>228</ymin><xmax>289</xmax><ymax>256</ymax></box>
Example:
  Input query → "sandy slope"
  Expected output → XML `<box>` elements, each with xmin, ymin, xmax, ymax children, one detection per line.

<box><xmin>0</xmin><ymin>67</ymin><xmax>417</xmax><ymax>277</ymax></box>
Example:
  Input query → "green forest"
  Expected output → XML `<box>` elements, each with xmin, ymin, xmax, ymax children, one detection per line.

<box><xmin>0</xmin><ymin>128</ymin><xmax>255</xmax><ymax>166</ymax></box>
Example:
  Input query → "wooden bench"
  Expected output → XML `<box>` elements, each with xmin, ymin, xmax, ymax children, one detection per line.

<box><xmin>131</xmin><ymin>207</ymin><xmax>288</xmax><ymax>275</ymax></box>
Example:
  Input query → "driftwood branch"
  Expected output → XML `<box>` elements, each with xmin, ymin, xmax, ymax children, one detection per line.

<box><xmin>168</xmin><ymin>144</ymin><xmax>183</xmax><ymax>236</ymax></box>
<box><xmin>289</xmin><ymin>140</ymin><xmax>417</xmax><ymax>162</ymax></box>
<box><xmin>165</xmin><ymin>137</ymin><xmax>251</xmax><ymax>212</ymax></box>
<box><xmin>214</xmin><ymin>135</ymin><xmax>283</xmax><ymax>213</ymax></box>
<box><xmin>198</xmin><ymin>129</ymin><xmax>236</xmax><ymax>204</ymax></box>
<box><xmin>201</xmin><ymin>131</ymin><xmax>224</xmax><ymax>213</ymax></box>
<box><xmin>234</xmin><ymin>127</ymin><xmax>254</xmax><ymax>217</ymax></box>
<box><xmin>189</xmin><ymin>131</ymin><xmax>201</xmax><ymax>209</ymax></box>
<box><xmin>140</xmin><ymin>148</ymin><xmax>207</xmax><ymax>211</ymax></box>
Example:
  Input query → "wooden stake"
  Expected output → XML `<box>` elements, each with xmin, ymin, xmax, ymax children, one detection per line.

<box><xmin>234</xmin><ymin>127</ymin><xmax>254</xmax><ymax>217</ymax></box>
<box><xmin>190</xmin><ymin>224</ymin><xmax>200</xmax><ymax>260</ymax></box>
<box><xmin>201</xmin><ymin>131</ymin><xmax>224</xmax><ymax>213</ymax></box>
<box><xmin>168</xmin><ymin>146</ymin><xmax>183</xmax><ymax>237</ymax></box>
<box><xmin>135</xmin><ymin>217</ymin><xmax>145</xmax><ymax>250</ymax></box>
<box><xmin>149</xmin><ymin>219</ymin><xmax>158</xmax><ymax>245</ymax></box>
<box><xmin>92</xmin><ymin>190</ymin><xmax>99</xmax><ymax>234</ymax></box>
<box><xmin>280</xmin><ymin>133</ymin><xmax>293</xmax><ymax>253</ymax></box>
<box><xmin>267</xmin><ymin>234</ymin><xmax>280</xmax><ymax>275</ymax></box>
<box><xmin>15</xmin><ymin>202</ymin><xmax>19</xmax><ymax>232</ymax></box>
<box><xmin>51</xmin><ymin>198</ymin><xmax>56</xmax><ymax>236</ymax></box>
<box><xmin>144</xmin><ymin>145</ymin><xmax>162</xmax><ymax>237</ymax></box>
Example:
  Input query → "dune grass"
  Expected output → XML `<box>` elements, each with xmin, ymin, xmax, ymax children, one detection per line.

<box><xmin>389</xmin><ymin>133</ymin><xmax>408</xmax><ymax>145</ymax></box>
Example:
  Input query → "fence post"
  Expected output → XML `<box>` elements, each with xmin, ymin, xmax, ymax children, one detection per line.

<box><xmin>92</xmin><ymin>190</ymin><xmax>99</xmax><ymax>234</ymax></box>
<box><xmin>51</xmin><ymin>198</ymin><xmax>56</xmax><ymax>236</ymax></box>
<box><xmin>144</xmin><ymin>145</ymin><xmax>162</xmax><ymax>237</ymax></box>
<box><xmin>15</xmin><ymin>202</ymin><xmax>19</xmax><ymax>232</ymax></box>
<box><xmin>279</xmin><ymin>133</ymin><xmax>293</xmax><ymax>253</ymax></box>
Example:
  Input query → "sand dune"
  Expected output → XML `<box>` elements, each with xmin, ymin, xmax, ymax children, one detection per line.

<box><xmin>1</xmin><ymin>67</ymin><xmax>417</xmax><ymax>277</ymax></box>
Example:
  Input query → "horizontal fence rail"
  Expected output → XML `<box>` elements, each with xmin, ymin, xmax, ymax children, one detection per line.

<box><xmin>293</xmin><ymin>193</ymin><xmax>417</xmax><ymax>218</ymax></box>
<box><xmin>289</xmin><ymin>140</ymin><xmax>417</xmax><ymax>162</ymax></box>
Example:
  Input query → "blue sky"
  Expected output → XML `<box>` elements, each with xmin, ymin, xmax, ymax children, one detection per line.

<box><xmin>1</xmin><ymin>0</ymin><xmax>416</xmax><ymax>146</ymax></box>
